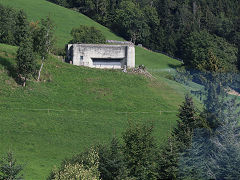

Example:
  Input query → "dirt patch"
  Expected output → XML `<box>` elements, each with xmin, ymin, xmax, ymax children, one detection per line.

<box><xmin>228</xmin><ymin>88</ymin><xmax>240</xmax><ymax>96</ymax></box>
<box><xmin>85</xmin><ymin>77</ymin><xmax>100</xmax><ymax>83</ymax></box>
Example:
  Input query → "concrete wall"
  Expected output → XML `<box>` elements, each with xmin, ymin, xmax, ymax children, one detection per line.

<box><xmin>66</xmin><ymin>44</ymin><xmax>135</xmax><ymax>69</ymax></box>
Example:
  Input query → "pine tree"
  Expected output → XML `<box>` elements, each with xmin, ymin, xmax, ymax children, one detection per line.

<box><xmin>173</xmin><ymin>94</ymin><xmax>200</xmax><ymax>151</ymax></box>
<box><xmin>122</xmin><ymin>122</ymin><xmax>158</xmax><ymax>180</ymax></box>
<box><xmin>15</xmin><ymin>10</ymin><xmax>29</xmax><ymax>46</ymax></box>
<box><xmin>179</xmin><ymin>98</ymin><xmax>240</xmax><ymax>180</ymax></box>
<box><xmin>98</xmin><ymin>137</ymin><xmax>129</xmax><ymax>180</ymax></box>
<box><xmin>199</xmin><ymin>51</ymin><xmax>230</xmax><ymax>130</ymax></box>
<box><xmin>0</xmin><ymin>151</ymin><xmax>24</xmax><ymax>180</ymax></box>
<box><xmin>16</xmin><ymin>34</ymin><xmax>35</xmax><ymax>86</ymax></box>
<box><xmin>157</xmin><ymin>135</ymin><xmax>179</xmax><ymax>180</ymax></box>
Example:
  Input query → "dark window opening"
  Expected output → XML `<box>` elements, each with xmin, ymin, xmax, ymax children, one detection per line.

<box><xmin>92</xmin><ymin>58</ymin><xmax>122</xmax><ymax>66</ymax></box>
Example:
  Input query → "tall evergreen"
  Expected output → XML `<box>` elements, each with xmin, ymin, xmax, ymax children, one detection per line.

<box><xmin>98</xmin><ymin>137</ymin><xmax>129</xmax><ymax>180</ymax></box>
<box><xmin>173</xmin><ymin>94</ymin><xmax>200</xmax><ymax>151</ymax></box>
<box><xmin>15</xmin><ymin>10</ymin><xmax>29</xmax><ymax>46</ymax></box>
<box><xmin>16</xmin><ymin>34</ymin><xmax>35</xmax><ymax>86</ymax></box>
<box><xmin>122</xmin><ymin>122</ymin><xmax>157</xmax><ymax>180</ymax></box>
<box><xmin>157</xmin><ymin>135</ymin><xmax>179</xmax><ymax>180</ymax></box>
<box><xmin>179</xmin><ymin>98</ymin><xmax>240</xmax><ymax>179</ymax></box>
<box><xmin>0</xmin><ymin>151</ymin><xmax>24</xmax><ymax>180</ymax></box>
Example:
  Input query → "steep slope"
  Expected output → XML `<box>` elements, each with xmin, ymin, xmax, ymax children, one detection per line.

<box><xmin>0</xmin><ymin>43</ymin><xmax>183</xmax><ymax>179</ymax></box>
<box><xmin>0</xmin><ymin>0</ymin><xmax>185</xmax><ymax>179</ymax></box>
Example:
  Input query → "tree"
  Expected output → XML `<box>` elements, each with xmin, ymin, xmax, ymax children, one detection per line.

<box><xmin>181</xmin><ymin>30</ymin><xmax>238</xmax><ymax>71</ymax></box>
<box><xmin>179</xmin><ymin>98</ymin><xmax>240</xmax><ymax>180</ymax></box>
<box><xmin>97</xmin><ymin>137</ymin><xmax>129</xmax><ymax>180</ymax></box>
<box><xmin>15</xmin><ymin>10</ymin><xmax>29</xmax><ymax>46</ymax></box>
<box><xmin>0</xmin><ymin>151</ymin><xmax>24</xmax><ymax>180</ymax></box>
<box><xmin>32</xmin><ymin>17</ymin><xmax>54</xmax><ymax>81</ymax></box>
<box><xmin>16</xmin><ymin>34</ymin><xmax>36</xmax><ymax>87</ymax></box>
<box><xmin>69</xmin><ymin>25</ymin><xmax>106</xmax><ymax>44</ymax></box>
<box><xmin>0</xmin><ymin>5</ymin><xmax>17</xmax><ymax>45</ymax></box>
<box><xmin>157</xmin><ymin>135</ymin><xmax>179</xmax><ymax>180</ymax></box>
<box><xmin>173</xmin><ymin>94</ymin><xmax>200</xmax><ymax>151</ymax></box>
<box><xmin>122</xmin><ymin>122</ymin><xmax>157</xmax><ymax>179</ymax></box>
<box><xmin>49</xmin><ymin>148</ymin><xmax>101</xmax><ymax>180</ymax></box>
<box><xmin>114</xmin><ymin>0</ymin><xmax>150</xmax><ymax>44</ymax></box>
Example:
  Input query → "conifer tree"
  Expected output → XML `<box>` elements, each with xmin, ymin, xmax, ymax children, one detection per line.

<box><xmin>122</xmin><ymin>122</ymin><xmax>157</xmax><ymax>180</ymax></box>
<box><xmin>179</xmin><ymin>98</ymin><xmax>240</xmax><ymax>179</ymax></box>
<box><xmin>15</xmin><ymin>10</ymin><xmax>29</xmax><ymax>46</ymax></box>
<box><xmin>0</xmin><ymin>151</ymin><xmax>24</xmax><ymax>180</ymax></box>
<box><xmin>16</xmin><ymin>34</ymin><xmax>35</xmax><ymax>86</ymax></box>
<box><xmin>98</xmin><ymin>137</ymin><xmax>129</xmax><ymax>180</ymax></box>
<box><xmin>157</xmin><ymin>135</ymin><xmax>179</xmax><ymax>180</ymax></box>
<box><xmin>199</xmin><ymin>51</ymin><xmax>229</xmax><ymax>130</ymax></box>
<box><xmin>173</xmin><ymin>94</ymin><xmax>200</xmax><ymax>151</ymax></box>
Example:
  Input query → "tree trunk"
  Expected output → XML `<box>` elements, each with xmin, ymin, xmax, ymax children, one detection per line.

<box><xmin>37</xmin><ymin>58</ymin><xmax>44</xmax><ymax>81</ymax></box>
<box><xmin>23</xmin><ymin>77</ymin><xmax>26</xmax><ymax>87</ymax></box>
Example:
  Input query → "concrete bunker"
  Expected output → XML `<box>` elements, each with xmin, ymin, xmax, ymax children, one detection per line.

<box><xmin>66</xmin><ymin>44</ymin><xmax>135</xmax><ymax>69</ymax></box>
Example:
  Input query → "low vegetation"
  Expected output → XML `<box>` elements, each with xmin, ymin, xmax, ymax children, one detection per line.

<box><xmin>70</xmin><ymin>25</ymin><xmax>106</xmax><ymax>44</ymax></box>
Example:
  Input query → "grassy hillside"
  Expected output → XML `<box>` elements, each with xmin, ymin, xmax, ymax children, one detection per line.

<box><xmin>0</xmin><ymin>43</ymin><xmax>184</xmax><ymax>179</ymax></box>
<box><xmin>0</xmin><ymin>0</ymin><xmax>186</xmax><ymax>179</ymax></box>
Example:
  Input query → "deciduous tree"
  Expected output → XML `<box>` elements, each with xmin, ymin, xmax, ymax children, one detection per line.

<box><xmin>32</xmin><ymin>17</ymin><xmax>54</xmax><ymax>81</ymax></box>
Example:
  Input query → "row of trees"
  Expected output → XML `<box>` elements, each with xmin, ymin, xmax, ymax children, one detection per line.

<box><xmin>47</xmin><ymin>0</ymin><xmax>240</xmax><ymax>71</ymax></box>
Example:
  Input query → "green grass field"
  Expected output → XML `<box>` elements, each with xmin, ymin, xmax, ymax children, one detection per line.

<box><xmin>0</xmin><ymin>0</ymin><xmax>186</xmax><ymax>179</ymax></box>
<box><xmin>0</xmin><ymin>43</ymin><xmax>183</xmax><ymax>179</ymax></box>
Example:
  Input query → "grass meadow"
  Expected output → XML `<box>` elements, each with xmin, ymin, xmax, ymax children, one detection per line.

<box><xmin>0</xmin><ymin>0</ymin><xmax>186</xmax><ymax>179</ymax></box>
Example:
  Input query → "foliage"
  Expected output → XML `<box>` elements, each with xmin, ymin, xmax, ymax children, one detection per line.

<box><xmin>69</xmin><ymin>25</ymin><xmax>106</xmax><ymax>44</ymax></box>
<box><xmin>179</xmin><ymin>98</ymin><xmax>240</xmax><ymax>179</ymax></box>
<box><xmin>32</xmin><ymin>17</ymin><xmax>55</xmax><ymax>59</ymax></box>
<box><xmin>157</xmin><ymin>135</ymin><xmax>179</xmax><ymax>180</ymax></box>
<box><xmin>113</xmin><ymin>1</ymin><xmax>150</xmax><ymax>44</ymax></box>
<box><xmin>174</xmin><ymin>66</ymin><xmax>192</xmax><ymax>86</ymax></box>
<box><xmin>14</xmin><ymin>10</ymin><xmax>29</xmax><ymax>46</ymax></box>
<box><xmin>181</xmin><ymin>30</ymin><xmax>237</xmax><ymax>71</ymax></box>
<box><xmin>122</xmin><ymin>122</ymin><xmax>158</xmax><ymax>180</ymax></box>
<box><xmin>237</xmin><ymin>44</ymin><xmax>240</xmax><ymax>71</ymax></box>
<box><xmin>97</xmin><ymin>138</ymin><xmax>129</xmax><ymax>180</ymax></box>
<box><xmin>0</xmin><ymin>151</ymin><xmax>24</xmax><ymax>180</ymax></box>
<box><xmin>0</xmin><ymin>5</ymin><xmax>17</xmax><ymax>45</ymax></box>
<box><xmin>16</xmin><ymin>34</ymin><xmax>36</xmax><ymax>86</ymax></box>
<box><xmin>173</xmin><ymin>94</ymin><xmax>200</xmax><ymax>151</ymax></box>
<box><xmin>31</xmin><ymin>16</ymin><xmax>55</xmax><ymax>81</ymax></box>
<box><xmin>50</xmin><ymin>148</ymin><xmax>101</xmax><ymax>180</ymax></box>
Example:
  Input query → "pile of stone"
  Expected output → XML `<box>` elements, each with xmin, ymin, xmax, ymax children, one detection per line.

<box><xmin>126</xmin><ymin>65</ymin><xmax>155</xmax><ymax>79</ymax></box>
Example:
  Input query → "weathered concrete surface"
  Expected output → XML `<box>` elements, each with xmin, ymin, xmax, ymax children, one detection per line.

<box><xmin>66</xmin><ymin>44</ymin><xmax>135</xmax><ymax>69</ymax></box>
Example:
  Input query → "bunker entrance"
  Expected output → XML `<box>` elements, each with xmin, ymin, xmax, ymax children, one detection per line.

<box><xmin>92</xmin><ymin>58</ymin><xmax>123</xmax><ymax>68</ymax></box>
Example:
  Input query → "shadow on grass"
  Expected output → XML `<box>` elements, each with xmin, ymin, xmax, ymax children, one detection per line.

<box><xmin>0</xmin><ymin>55</ymin><xmax>21</xmax><ymax>84</ymax></box>
<box><xmin>168</xmin><ymin>63</ymin><xmax>183</xmax><ymax>69</ymax></box>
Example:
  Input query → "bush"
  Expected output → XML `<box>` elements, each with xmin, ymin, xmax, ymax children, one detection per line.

<box><xmin>69</xmin><ymin>25</ymin><xmax>106</xmax><ymax>44</ymax></box>
<box><xmin>48</xmin><ymin>148</ymin><xmax>101</xmax><ymax>180</ymax></box>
